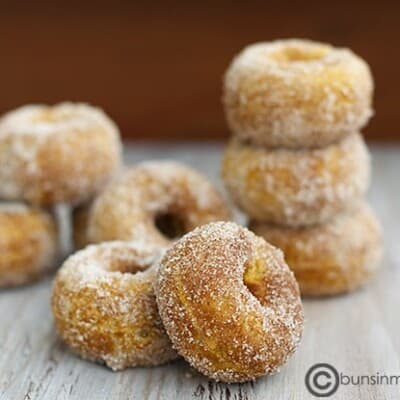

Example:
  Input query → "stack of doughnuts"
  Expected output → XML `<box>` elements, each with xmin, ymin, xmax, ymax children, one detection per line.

<box><xmin>222</xmin><ymin>39</ymin><xmax>383</xmax><ymax>296</ymax></box>
<box><xmin>0</xmin><ymin>103</ymin><xmax>122</xmax><ymax>287</ymax></box>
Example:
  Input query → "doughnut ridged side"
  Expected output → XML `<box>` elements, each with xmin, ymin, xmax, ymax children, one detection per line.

<box><xmin>223</xmin><ymin>39</ymin><xmax>373</xmax><ymax>148</ymax></box>
<box><xmin>222</xmin><ymin>133</ymin><xmax>370</xmax><ymax>226</ymax></box>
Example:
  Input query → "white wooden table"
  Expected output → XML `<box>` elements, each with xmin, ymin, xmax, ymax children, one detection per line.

<box><xmin>1</xmin><ymin>142</ymin><xmax>399</xmax><ymax>400</ymax></box>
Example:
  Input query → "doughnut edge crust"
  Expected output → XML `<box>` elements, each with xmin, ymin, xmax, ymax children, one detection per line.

<box><xmin>223</xmin><ymin>39</ymin><xmax>374</xmax><ymax>148</ymax></box>
<box><xmin>155</xmin><ymin>221</ymin><xmax>304</xmax><ymax>382</ymax></box>
<box><xmin>250</xmin><ymin>203</ymin><xmax>383</xmax><ymax>296</ymax></box>
<box><xmin>0</xmin><ymin>203</ymin><xmax>57</xmax><ymax>288</ymax></box>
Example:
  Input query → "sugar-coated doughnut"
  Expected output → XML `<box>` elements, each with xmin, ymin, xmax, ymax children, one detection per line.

<box><xmin>223</xmin><ymin>39</ymin><xmax>373</xmax><ymax>148</ymax></box>
<box><xmin>51</xmin><ymin>241</ymin><xmax>177</xmax><ymax>370</ymax></box>
<box><xmin>76</xmin><ymin>161</ymin><xmax>231</xmax><ymax>248</ymax></box>
<box><xmin>0</xmin><ymin>202</ymin><xmax>57</xmax><ymax>288</ymax></box>
<box><xmin>222</xmin><ymin>133</ymin><xmax>370</xmax><ymax>226</ymax></box>
<box><xmin>0</xmin><ymin>103</ymin><xmax>122</xmax><ymax>206</ymax></box>
<box><xmin>250</xmin><ymin>203</ymin><xmax>383</xmax><ymax>296</ymax></box>
<box><xmin>155</xmin><ymin>222</ymin><xmax>304</xmax><ymax>383</ymax></box>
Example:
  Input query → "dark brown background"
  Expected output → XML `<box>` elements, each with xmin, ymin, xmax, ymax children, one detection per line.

<box><xmin>0</xmin><ymin>1</ymin><xmax>398</xmax><ymax>141</ymax></box>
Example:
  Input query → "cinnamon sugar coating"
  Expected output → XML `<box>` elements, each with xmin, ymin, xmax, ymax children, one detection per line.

<box><xmin>155</xmin><ymin>222</ymin><xmax>304</xmax><ymax>382</ymax></box>
<box><xmin>0</xmin><ymin>103</ymin><xmax>122</xmax><ymax>206</ymax></box>
<box><xmin>51</xmin><ymin>241</ymin><xmax>177</xmax><ymax>370</ymax></box>
<box><xmin>250</xmin><ymin>203</ymin><xmax>383</xmax><ymax>296</ymax></box>
<box><xmin>75</xmin><ymin>161</ymin><xmax>231</xmax><ymax>248</ymax></box>
<box><xmin>222</xmin><ymin>133</ymin><xmax>370</xmax><ymax>226</ymax></box>
<box><xmin>0</xmin><ymin>202</ymin><xmax>57</xmax><ymax>287</ymax></box>
<box><xmin>223</xmin><ymin>39</ymin><xmax>373</xmax><ymax>148</ymax></box>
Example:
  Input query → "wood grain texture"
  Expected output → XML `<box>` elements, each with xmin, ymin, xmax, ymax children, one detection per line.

<box><xmin>0</xmin><ymin>1</ymin><xmax>398</xmax><ymax>141</ymax></box>
<box><xmin>0</xmin><ymin>142</ymin><xmax>399</xmax><ymax>400</ymax></box>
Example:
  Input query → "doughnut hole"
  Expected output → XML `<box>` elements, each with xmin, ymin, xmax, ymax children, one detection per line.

<box><xmin>107</xmin><ymin>258</ymin><xmax>151</xmax><ymax>274</ymax></box>
<box><xmin>269</xmin><ymin>44</ymin><xmax>329</xmax><ymax>63</ymax></box>
<box><xmin>98</xmin><ymin>246</ymin><xmax>158</xmax><ymax>274</ymax></box>
<box><xmin>33</xmin><ymin>106</ymin><xmax>78</xmax><ymax>123</ymax></box>
<box><xmin>155</xmin><ymin>211</ymin><xmax>187</xmax><ymax>240</ymax></box>
<box><xmin>243</xmin><ymin>256</ymin><xmax>269</xmax><ymax>305</ymax></box>
<box><xmin>34</xmin><ymin>109</ymin><xmax>60</xmax><ymax>123</ymax></box>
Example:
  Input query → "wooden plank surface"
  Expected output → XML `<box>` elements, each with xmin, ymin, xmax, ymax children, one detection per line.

<box><xmin>0</xmin><ymin>142</ymin><xmax>399</xmax><ymax>400</ymax></box>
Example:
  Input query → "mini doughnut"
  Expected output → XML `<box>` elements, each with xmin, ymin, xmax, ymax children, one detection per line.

<box><xmin>0</xmin><ymin>202</ymin><xmax>57</xmax><ymax>288</ymax></box>
<box><xmin>51</xmin><ymin>241</ymin><xmax>177</xmax><ymax>370</ymax></box>
<box><xmin>223</xmin><ymin>39</ymin><xmax>373</xmax><ymax>148</ymax></box>
<box><xmin>222</xmin><ymin>133</ymin><xmax>370</xmax><ymax>226</ymax></box>
<box><xmin>155</xmin><ymin>221</ymin><xmax>304</xmax><ymax>383</ymax></box>
<box><xmin>0</xmin><ymin>103</ymin><xmax>122</xmax><ymax>206</ymax></box>
<box><xmin>77</xmin><ymin>161</ymin><xmax>231</xmax><ymax>248</ymax></box>
<box><xmin>250</xmin><ymin>203</ymin><xmax>383</xmax><ymax>296</ymax></box>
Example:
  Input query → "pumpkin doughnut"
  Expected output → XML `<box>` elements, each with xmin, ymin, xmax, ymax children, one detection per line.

<box><xmin>223</xmin><ymin>39</ymin><xmax>373</xmax><ymax>148</ymax></box>
<box><xmin>155</xmin><ymin>221</ymin><xmax>304</xmax><ymax>383</ymax></box>
<box><xmin>222</xmin><ymin>133</ymin><xmax>370</xmax><ymax>226</ymax></box>
<box><xmin>51</xmin><ymin>241</ymin><xmax>177</xmax><ymax>370</ymax></box>
<box><xmin>0</xmin><ymin>202</ymin><xmax>57</xmax><ymax>288</ymax></box>
<box><xmin>76</xmin><ymin>161</ymin><xmax>231</xmax><ymax>248</ymax></box>
<box><xmin>0</xmin><ymin>103</ymin><xmax>122</xmax><ymax>206</ymax></box>
<box><xmin>249</xmin><ymin>203</ymin><xmax>383</xmax><ymax>296</ymax></box>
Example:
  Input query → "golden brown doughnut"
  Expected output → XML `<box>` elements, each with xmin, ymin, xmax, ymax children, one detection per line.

<box><xmin>0</xmin><ymin>202</ymin><xmax>57</xmax><ymax>288</ymax></box>
<box><xmin>223</xmin><ymin>39</ymin><xmax>373</xmax><ymax>148</ymax></box>
<box><xmin>0</xmin><ymin>103</ymin><xmax>122</xmax><ymax>206</ymax></box>
<box><xmin>222</xmin><ymin>133</ymin><xmax>370</xmax><ymax>226</ymax></box>
<box><xmin>155</xmin><ymin>221</ymin><xmax>304</xmax><ymax>383</ymax></box>
<box><xmin>51</xmin><ymin>241</ymin><xmax>177</xmax><ymax>370</ymax></box>
<box><xmin>76</xmin><ymin>161</ymin><xmax>231</xmax><ymax>248</ymax></box>
<box><xmin>250</xmin><ymin>203</ymin><xmax>383</xmax><ymax>296</ymax></box>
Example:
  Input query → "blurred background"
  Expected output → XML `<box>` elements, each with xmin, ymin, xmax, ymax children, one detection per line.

<box><xmin>0</xmin><ymin>1</ymin><xmax>397</xmax><ymax>142</ymax></box>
